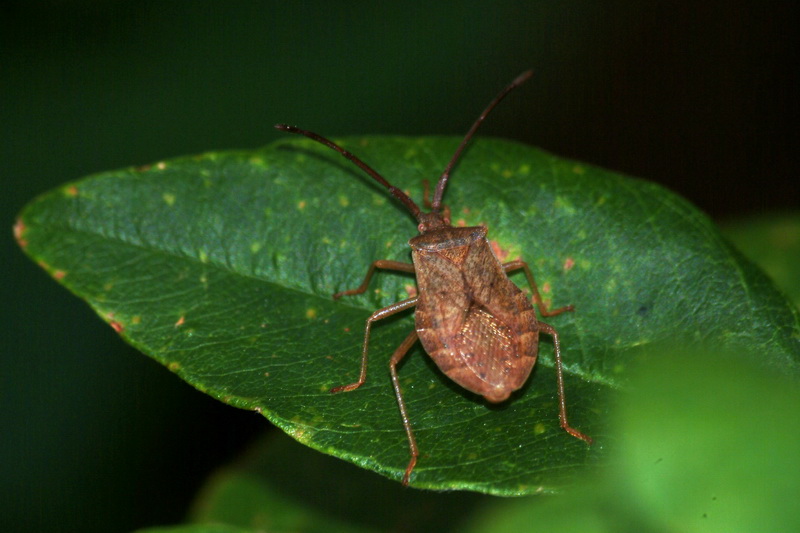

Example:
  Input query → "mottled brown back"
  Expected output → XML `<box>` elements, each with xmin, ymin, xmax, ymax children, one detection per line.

<box><xmin>410</xmin><ymin>226</ymin><xmax>540</xmax><ymax>403</ymax></box>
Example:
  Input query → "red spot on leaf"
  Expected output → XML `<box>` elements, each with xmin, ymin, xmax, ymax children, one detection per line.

<box><xmin>542</xmin><ymin>282</ymin><xmax>552</xmax><ymax>294</ymax></box>
<box><xmin>53</xmin><ymin>270</ymin><xmax>66</xmax><ymax>280</ymax></box>
<box><xmin>66</xmin><ymin>185</ymin><xmax>78</xmax><ymax>196</ymax></box>
<box><xmin>456</xmin><ymin>219</ymin><xmax>467</xmax><ymax>227</ymax></box>
<box><xmin>563</xmin><ymin>257</ymin><xmax>575</xmax><ymax>271</ymax></box>
<box><xmin>106</xmin><ymin>312</ymin><xmax>124</xmax><ymax>333</ymax></box>
<box><xmin>13</xmin><ymin>219</ymin><xmax>27</xmax><ymax>247</ymax></box>
<box><xmin>405</xmin><ymin>284</ymin><xmax>418</xmax><ymax>297</ymax></box>
<box><xmin>175</xmin><ymin>316</ymin><xmax>185</xmax><ymax>327</ymax></box>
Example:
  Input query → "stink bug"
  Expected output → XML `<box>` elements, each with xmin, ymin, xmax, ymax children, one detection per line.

<box><xmin>275</xmin><ymin>70</ymin><xmax>591</xmax><ymax>485</ymax></box>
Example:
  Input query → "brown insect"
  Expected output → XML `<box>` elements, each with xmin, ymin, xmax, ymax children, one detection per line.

<box><xmin>275</xmin><ymin>70</ymin><xmax>591</xmax><ymax>485</ymax></box>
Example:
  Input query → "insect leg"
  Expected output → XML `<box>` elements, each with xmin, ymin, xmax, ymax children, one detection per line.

<box><xmin>503</xmin><ymin>259</ymin><xmax>574</xmax><ymax>316</ymax></box>
<box><xmin>388</xmin><ymin>329</ymin><xmax>422</xmax><ymax>485</ymax></box>
<box><xmin>538</xmin><ymin>321</ymin><xmax>592</xmax><ymax>444</ymax></box>
<box><xmin>333</xmin><ymin>260</ymin><xmax>415</xmax><ymax>300</ymax></box>
<box><xmin>330</xmin><ymin>297</ymin><xmax>418</xmax><ymax>394</ymax></box>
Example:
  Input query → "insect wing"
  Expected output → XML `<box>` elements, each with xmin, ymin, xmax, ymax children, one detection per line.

<box><xmin>412</xmin><ymin>229</ymin><xmax>539</xmax><ymax>402</ymax></box>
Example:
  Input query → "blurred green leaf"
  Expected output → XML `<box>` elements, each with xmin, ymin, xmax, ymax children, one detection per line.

<box><xmin>613</xmin><ymin>349</ymin><xmax>800</xmax><ymax>532</ymax></box>
<box><xmin>722</xmin><ymin>212</ymin><xmax>800</xmax><ymax>308</ymax></box>
<box><xmin>179</xmin><ymin>432</ymin><xmax>484</xmax><ymax>533</ymax></box>
<box><xmin>15</xmin><ymin>137</ymin><xmax>800</xmax><ymax>493</ymax></box>
<box><xmin>136</xmin><ymin>525</ymin><xmax>250</xmax><ymax>533</ymax></box>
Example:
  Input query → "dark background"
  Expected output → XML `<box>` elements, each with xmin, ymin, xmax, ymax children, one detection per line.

<box><xmin>2</xmin><ymin>1</ymin><xmax>797</xmax><ymax>531</ymax></box>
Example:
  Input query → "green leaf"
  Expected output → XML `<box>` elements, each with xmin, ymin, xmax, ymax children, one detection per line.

<box><xmin>181</xmin><ymin>432</ymin><xmax>486</xmax><ymax>533</ymax></box>
<box><xmin>465</xmin><ymin>349</ymin><xmax>800</xmax><ymax>533</ymax></box>
<box><xmin>721</xmin><ymin>212</ymin><xmax>800</xmax><ymax>308</ymax></box>
<box><xmin>136</xmin><ymin>525</ymin><xmax>250</xmax><ymax>533</ymax></box>
<box><xmin>15</xmin><ymin>137</ymin><xmax>800</xmax><ymax>494</ymax></box>
<box><xmin>139</xmin><ymin>350</ymin><xmax>800</xmax><ymax>532</ymax></box>
<box><xmin>610</xmin><ymin>349</ymin><xmax>800</xmax><ymax>532</ymax></box>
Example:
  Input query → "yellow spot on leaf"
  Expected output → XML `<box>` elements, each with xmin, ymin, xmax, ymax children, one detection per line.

<box><xmin>168</xmin><ymin>362</ymin><xmax>181</xmax><ymax>371</ymax></box>
<box><xmin>573</xmin><ymin>165</ymin><xmax>585</xmax><ymax>174</ymax></box>
<box><xmin>162</xmin><ymin>193</ymin><xmax>176</xmax><ymax>206</ymax></box>
<box><xmin>338</xmin><ymin>195</ymin><xmax>349</xmax><ymax>207</ymax></box>
<box><xmin>297</xmin><ymin>200</ymin><xmax>307</xmax><ymax>210</ymax></box>
<box><xmin>554</xmin><ymin>195</ymin><xmax>576</xmax><ymax>215</ymax></box>
<box><xmin>518</xmin><ymin>164</ymin><xmax>531</xmax><ymax>174</ymax></box>
<box><xmin>290</xmin><ymin>426</ymin><xmax>309</xmax><ymax>443</ymax></box>
<box><xmin>250</xmin><ymin>242</ymin><xmax>262</xmax><ymax>253</ymax></box>
<box><xmin>534</xmin><ymin>422</ymin><xmax>546</xmax><ymax>435</ymax></box>
<box><xmin>305</xmin><ymin>308</ymin><xmax>317</xmax><ymax>319</ymax></box>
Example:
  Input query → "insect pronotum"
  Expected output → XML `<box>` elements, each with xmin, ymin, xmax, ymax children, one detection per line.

<box><xmin>275</xmin><ymin>70</ymin><xmax>592</xmax><ymax>485</ymax></box>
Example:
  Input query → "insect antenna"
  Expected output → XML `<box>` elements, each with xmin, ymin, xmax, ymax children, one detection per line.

<box><xmin>431</xmin><ymin>70</ymin><xmax>533</xmax><ymax>212</ymax></box>
<box><xmin>274</xmin><ymin>124</ymin><xmax>422</xmax><ymax>220</ymax></box>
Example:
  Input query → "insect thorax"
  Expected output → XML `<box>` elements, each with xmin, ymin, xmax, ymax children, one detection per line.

<box><xmin>408</xmin><ymin>225</ymin><xmax>487</xmax><ymax>252</ymax></box>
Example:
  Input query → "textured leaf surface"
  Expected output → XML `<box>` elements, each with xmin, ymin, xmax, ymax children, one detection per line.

<box><xmin>15</xmin><ymin>137</ymin><xmax>800</xmax><ymax>493</ymax></box>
